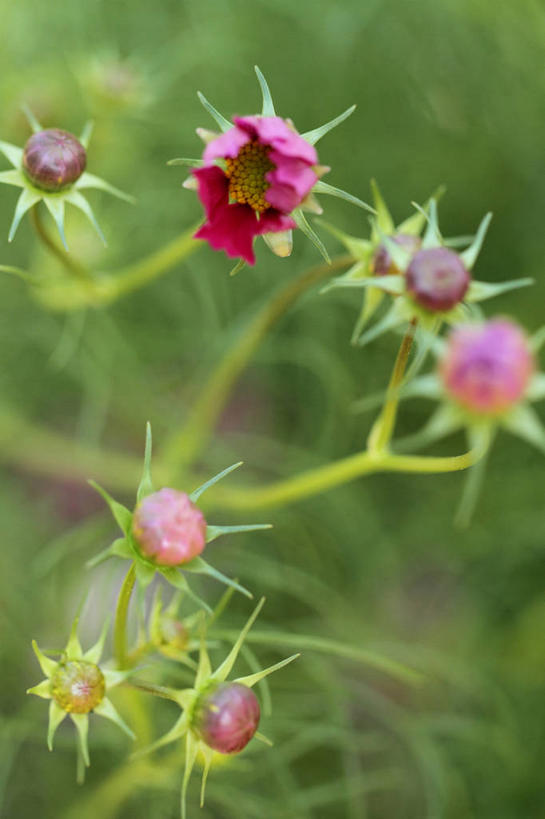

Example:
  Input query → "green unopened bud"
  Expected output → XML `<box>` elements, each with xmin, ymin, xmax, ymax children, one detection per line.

<box><xmin>23</xmin><ymin>129</ymin><xmax>87</xmax><ymax>192</ymax></box>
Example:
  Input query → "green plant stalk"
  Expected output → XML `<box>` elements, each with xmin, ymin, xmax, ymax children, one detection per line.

<box><xmin>114</xmin><ymin>564</ymin><xmax>136</xmax><ymax>668</ymax></box>
<box><xmin>204</xmin><ymin>446</ymin><xmax>483</xmax><ymax>511</ymax></box>
<box><xmin>31</xmin><ymin>204</ymin><xmax>93</xmax><ymax>283</ymax></box>
<box><xmin>160</xmin><ymin>254</ymin><xmax>354</xmax><ymax>476</ymax></box>
<box><xmin>367</xmin><ymin>318</ymin><xmax>418</xmax><ymax>453</ymax></box>
<box><xmin>33</xmin><ymin>225</ymin><xmax>202</xmax><ymax>311</ymax></box>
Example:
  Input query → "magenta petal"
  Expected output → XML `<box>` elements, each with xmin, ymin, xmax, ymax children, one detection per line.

<box><xmin>265</xmin><ymin>154</ymin><xmax>318</xmax><ymax>211</ymax></box>
<box><xmin>194</xmin><ymin>203</ymin><xmax>261</xmax><ymax>265</ymax></box>
<box><xmin>255</xmin><ymin>211</ymin><xmax>296</xmax><ymax>235</ymax></box>
<box><xmin>203</xmin><ymin>125</ymin><xmax>251</xmax><ymax>162</ymax></box>
<box><xmin>234</xmin><ymin>115</ymin><xmax>318</xmax><ymax>164</ymax></box>
<box><xmin>193</xmin><ymin>165</ymin><xmax>230</xmax><ymax>220</ymax></box>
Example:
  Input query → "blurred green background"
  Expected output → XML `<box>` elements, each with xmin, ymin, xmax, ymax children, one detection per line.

<box><xmin>2</xmin><ymin>0</ymin><xmax>545</xmax><ymax>817</ymax></box>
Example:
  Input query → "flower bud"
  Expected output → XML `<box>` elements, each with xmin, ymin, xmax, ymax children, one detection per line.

<box><xmin>440</xmin><ymin>319</ymin><xmax>534</xmax><ymax>415</ymax></box>
<box><xmin>158</xmin><ymin>615</ymin><xmax>189</xmax><ymax>651</ymax></box>
<box><xmin>406</xmin><ymin>247</ymin><xmax>470</xmax><ymax>312</ymax></box>
<box><xmin>132</xmin><ymin>488</ymin><xmax>207</xmax><ymax>567</ymax></box>
<box><xmin>50</xmin><ymin>660</ymin><xmax>105</xmax><ymax>714</ymax></box>
<box><xmin>23</xmin><ymin>129</ymin><xmax>87</xmax><ymax>192</ymax></box>
<box><xmin>372</xmin><ymin>233</ymin><xmax>421</xmax><ymax>277</ymax></box>
<box><xmin>192</xmin><ymin>682</ymin><xmax>260</xmax><ymax>754</ymax></box>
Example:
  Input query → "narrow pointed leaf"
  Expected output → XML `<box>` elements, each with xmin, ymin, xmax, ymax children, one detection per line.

<box><xmin>420</xmin><ymin>199</ymin><xmax>442</xmax><ymax>249</ymax></box>
<box><xmin>527</xmin><ymin>373</ymin><xmax>545</xmax><ymax>402</ymax></box>
<box><xmin>190</xmin><ymin>462</ymin><xmax>242</xmax><ymax>503</ymax></box>
<box><xmin>160</xmin><ymin>568</ymin><xmax>212</xmax><ymax>613</ymax></box>
<box><xmin>0</xmin><ymin>169</ymin><xmax>25</xmax><ymax>187</ymax></box>
<box><xmin>27</xmin><ymin>679</ymin><xmax>52</xmax><ymax>699</ymax></box>
<box><xmin>392</xmin><ymin>404</ymin><xmax>463</xmax><ymax>454</ymax></box>
<box><xmin>212</xmin><ymin>597</ymin><xmax>265</xmax><ymax>682</ymax></box>
<box><xmin>132</xmin><ymin>713</ymin><xmax>188</xmax><ymax>759</ymax></box>
<box><xmin>43</xmin><ymin>196</ymin><xmax>67</xmax><ymax>249</ymax></box>
<box><xmin>88</xmin><ymin>480</ymin><xmax>132</xmax><ymax>534</ymax></box>
<box><xmin>205</xmin><ymin>523</ymin><xmax>272</xmax><ymax>543</ymax></box>
<box><xmin>75</xmin><ymin>172</ymin><xmax>135</xmax><ymax>203</ymax></box>
<box><xmin>356</xmin><ymin>304</ymin><xmax>403</xmax><ymax>347</ymax></box>
<box><xmin>327</xmin><ymin>273</ymin><xmax>404</xmax><ymax>294</ymax></box>
<box><xmin>8</xmin><ymin>189</ymin><xmax>41</xmax><ymax>241</ymax></box>
<box><xmin>83</xmin><ymin>619</ymin><xmax>110</xmax><ymax>664</ymax></box>
<box><xmin>312</xmin><ymin>180</ymin><xmax>374</xmax><ymax>212</ymax></box>
<box><xmin>79</xmin><ymin>120</ymin><xmax>94</xmax><ymax>149</ymax></box>
<box><xmin>102</xmin><ymin>668</ymin><xmax>133</xmax><ymax>688</ymax></box>
<box><xmin>65</xmin><ymin>615</ymin><xmax>82</xmax><ymax>658</ymax></box>
<box><xmin>22</xmin><ymin>105</ymin><xmax>42</xmax><ymax>133</ymax></box>
<box><xmin>466</xmin><ymin>277</ymin><xmax>533</xmax><ymax>303</ymax></box>
<box><xmin>255</xmin><ymin>66</ymin><xmax>275</xmax><ymax>116</ymax></box>
<box><xmin>379</xmin><ymin>231</ymin><xmax>412</xmax><ymax>271</ymax></box>
<box><xmin>195</xmin><ymin>622</ymin><xmax>212</xmax><ymax>688</ymax></box>
<box><xmin>183</xmin><ymin>557</ymin><xmax>252</xmax><ymax>599</ymax></box>
<box><xmin>134</xmin><ymin>558</ymin><xmax>156</xmax><ymax>588</ymax></box>
<box><xmin>48</xmin><ymin>701</ymin><xmax>67</xmax><ymax>750</ymax></box>
<box><xmin>200</xmin><ymin>746</ymin><xmax>215</xmax><ymax>808</ymax></box>
<box><xmin>71</xmin><ymin>714</ymin><xmax>90</xmax><ymax>766</ymax></box>
<box><xmin>64</xmin><ymin>190</ymin><xmax>106</xmax><ymax>244</ymax></box>
<box><xmin>0</xmin><ymin>140</ymin><xmax>23</xmax><ymax>168</ymax></box>
<box><xmin>181</xmin><ymin>731</ymin><xmax>199</xmax><ymax>819</ymax></box>
<box><xmin>351</xmin><ymin>287</ymin><xmax>385</xmax><ymax>344</ymax></box>
<box><xmin>229</xmin><ymin>258</ymin><xmax>246</xmax><ymax>277</ymax></box>
<box><xmin>301</xmin><ymin>104</ymin><xmax>356</xmax><ymax>145</ymax></box>
<box><xmin>530</xmin><ymin>326</ymin><xmax>545</xmax><ymax>352</ymax></box>
<box><xmin>460</xmin><ymin>212</ymin><xmax>492</xmax><ymax>269</ymax></box>
<box><xmin>293</xmin><ymin>209</ymin><xmax>330</xmax><ymax>262</ymax></box>
<box><xmin>455</xmin><ymin>429</ymin><xmax>491</xmax><ymax>528</ymax></box>
<box><xmin>86</xmin><ymin>537</ymin><xmax>133</xmax><ymax>569</ymax></box>
<box><xmin>136</xmin><ymin>422</ymin><xmax>154</xmax><ymax>503</ymax></box>
<box><xmin>197</xmin><ymin>91</ymin><xmax>232</xmax><ymax>133</ymax></box>
<box><xmin>94</xmin><ymin>697</ymin><xmax>136</xmax><ymax>740</ymax></box>
<box><xmin>317</xmin><ymin>219</ymin><xmax>372</xmax><ymax>260</ymax></box>
<box><xmin>32</xmin><ymin>640</ymin><xmax>57</xmax><ymax>677</ymax></box>
<box><xmin>167</xmin><ymin>157</ymin><xmax>204</xmax><ymax>167</ymax></box>
<box><xmin>502</xmin><ymin>403</ymin><xmax>545</xmax><ymax>454</ymax></box>
<box><xmin>254</xmin><ymin>731</ymin><xmax>274</xmax><ymax>747</ymax></box>
<box><xmin>370</xmin><ymin>179</ymin><xmax>394</xmax><ymax>234</ymax></box>
<box><xmin>234</xmin><ymin>653</ymin><xmax>299</xmax><ymax>688</ymax></box>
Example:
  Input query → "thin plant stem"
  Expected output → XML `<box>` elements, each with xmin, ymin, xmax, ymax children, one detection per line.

<box><xmin>31</xmin><ymin>204</ymin><xmax>92</xmax><ymax>282</ymax></box>
<box><xmin>204</xmin><ymin>447</ymin><xmax>484</xmax><ymax>511</ymax></box>
<box><xmin>160</xmin><ymin>254</ymin><xmax>353</xmax><ymax>475</ymax></box>
<box><xmin>114</xmin><ymin>564</ymin><xmax>136</xmax><ymax>668</ymax></box>
<box><xmin>367</xmin><ymin>318</ymin><xmax>418</xmax><ymax>453</ymax></box>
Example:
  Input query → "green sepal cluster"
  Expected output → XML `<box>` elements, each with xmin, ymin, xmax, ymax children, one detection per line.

<box><xmin>322</xmin><ymin>182</ymin><xmax>532</xmax><ymax>349</ymax></box>
<box><xmin>87</xmin><ymin>424</ymin><xmax>271</xmax><ymax>610</ymax></box>
<box><xmin>132</xmin><ymin>597</ymin><xmax>299</xmax><ymax>819</ymax></box>
<box><xmin>0</xmin><ymin>108</ymin><xmax>134</xmax><ymax>249</ymax></box>
<box><xmin>27</xmin><ymin>612</ymin><xmax>134</xmax><ymax>783</ymax></box>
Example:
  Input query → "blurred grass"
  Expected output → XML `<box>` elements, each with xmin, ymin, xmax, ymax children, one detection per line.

<box><xmin>2</xmin><ymin>0</ymin><xmax>545</xmax><ymax>817</ymax></box>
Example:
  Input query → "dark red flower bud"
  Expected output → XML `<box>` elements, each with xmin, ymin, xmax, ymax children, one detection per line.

<box><xmin>372</xmin><ymin>233</ymin><xmax>421</xmax><ymax>277</ymax></box>
<box><xmin>23</xmin><ymin>129</ymin><xmax>87</xmax><ymax>192</ymax></box>
<box><xmin>50</xmin><ymin>660</ymin><xmax>105</xmax><ymax>714</ymax></box>
<box><xmin>405</xmin><ymin>247</ymin><xmax>470</xmax><ymax>312</ymax></box>
<box><xmin>192</xmin><ymin>682</ymin><xmax>260</xmax><ymax>754</ymax></box>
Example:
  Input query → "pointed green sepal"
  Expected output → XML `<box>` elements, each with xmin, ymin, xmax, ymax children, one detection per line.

<box><xmin>21</xmin><ymin>105</ymin><xmax>42</xmax><ymax>134</ymax></box>
<box><xmin>205</xmin><ymin>523</ymin><xmax>272</xmax><ymax>543</ymax></box>
<box><xmin>460</xmin><ymin>212</ymin><xmax>493</xmax><ymax>269</ymax></box>
<box><xmin>212</xmin><ymin>598</ymin><xmax>265</xmax><ymax>682</ymax></box>
<box><xmin>190</xmin><ymin>462</ymin><xmax>242</xmax><ymax>503</ymax></box>
<box><xmin>71</xmin><ymin>713</ymin><xmax>90</xmax><ymax>767</ymax></box>
<box><xmin>160</xmin><ymin>568</ymin><xmax>212</xmax><ymax>613</ymax></box>
<box><xmin>136</xmin><ymin>422</ymin><xmax>154</xmax><ymax>503</ymax></box>
<box><xmin>32</xmin><ymin>639</ymin><xmax>57</xmax><ymax>677</ymax></box>
<box><xmin>229</xmin><ymin>258</ymin><xmax>246</xmax><ymax>277</ymax></box>
<box><xmin>301</xmin><ymin>104</ymin><xmax>356</xmax><ymax>146</ymax></box>
<box><xmin>312</xmin><ymin>180</ymin><xmax>374</xmax><ymax>213</ymax></box>
<box><xmin>197</xmin><ymin>92</ymin><xmax>232</xmax><ymax>133</ymax></box>
<box><xmin>27</xmin><ymin>679</ymin><xmax>52</xmax><ymax>699</ymax></box>
<box><xmin>94</xmin><ymin>697</ymin><xmax>136</xmax><ymax>740</ymax></box>
<box><xmin>234</xmin><ymin>653</ymin><xmax>300</xmax><ymax>688</ymax></box>
<box><xmin>88</xmin><ymin>480</ymin><xmax>132</xmax><ymax>534</ymax></box>
<box><xmin>47</xmin><ymin>701</ymin><xmax>67</xmax><ymax>751</ymax></box>
<box><xmin>183</xmin><ymin>556</ymin><xmax>253</xmax><ymax>599</ymax></box>
<box><xmin>255</xmin><ymin>66</ymin><xmax>275</xmax><ymax>116</ymax></box>
<box><xmin>168</xmin><ymin>157</ymin><xmax>204</xmax><ymax>167</ymax></box>
<box><xmin>134</xmin><ymin>558</ymin><xmax>156</xmax><ymax>588</ymax></box>
<box><xmin>293</xmin><ymin>209</ymin><xmax>330</xmax><ymax>262</ymax></box>
<box><xmin>466</xmin><ymin>277</ymin><xmax>533</xmax><ymax>303</ymax></box>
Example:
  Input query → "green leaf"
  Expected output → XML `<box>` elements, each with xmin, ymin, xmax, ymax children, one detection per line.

<box><xmin>136</xmin><ymin>422</ymin><xmax>154</xmax><ymax>503</ymax></box>
<box><xmin>43</xmin><ymin>196</ymin><xmax>67</xmax><ymax>250</ymax></box>
<box><xmin>8</xmin><ymin>189</ymin><xmax>41</xmax><ymax>242</ymax></box>
<box><xmin>460</xmin><ymin>212</ymin><xmax>492</xmax><ymax>269</ymax></box>
<box><xmin>356</xmin><ymin>303</ymin><xmax>404</xmax><ymax>347</ymax></box>
<box><xmin>167</xmin><ymin>157</ymin><xmax>204</xmax><ymax>167</ymax></box>
<box><xmin>312</xmin><ymin>180</ymin><xmax>374</xmax><ymax>212</ymax></box>
<box><xmin>94</xmin><ymin>697</ymin><xmax>136</xmax><ymax>740</ymax></box>
<box><xmin>47</xmin><ymin>701</ymin><xmax>67</xmax><ymax>751</ymax></box>
<box><xmin>212</xmin><ymin>597</ymin><xmax>265</xmax><ymax>682</ymax></box>
<box><xmin>255</xmin><ymin>66</ymin><xmax>275</xmax><ymax>116</ymax></box>
<box><xmin>181</xmin><ymin>731</ymin><xmax>199</xmax><ymax>819</ymax></box>
<box><xmin>21</xmin><ymin>104</ymin><xmax>42</xmax><ymax>133</ymax></box>
<box><xmin>0</xmin><ymin>169</ymin><xmax>25</xmax><ymax>188</ymax></box>
<box><xmin>293</xmin><ymin>209</ymin><xmax>330</xmax><ymax>263</ymax></box>
<box><xmin>88</xmin><ymin>480</ymin><xmax>133</xmax><ymax>534</ymax></box>
<box><xmin>205</xmin><ymin>523</ymin><xmax>272</xmax><ymax>543</ymax></box>
<box><xmin>0</xmin><ymin>140</ymin><xmax>23</xmax><ymax>168</ymax></box>
<box><xmin>64</xmin><ymin>190</ymin><xmax>106</xmax><ymax>245</ymax></box>
<box><xmin>370</xmin><ymin>179</ymin><xmax>394</xmax><ymax>234</ymax></box>
<box><xmin>502</xmin><ymin>403</ymin><xmax>545</xmax><ymax>454</ymax></box>
<box><xmin>71</xmin><ymin>713</ymin><xmax>90</xmax><ymax>767</ymax></box>
<box><xmin>466</xmin><ymin>277</ymin><xmax>533</xmax><ymax>303</ymax></box>
<box><xmin>301</xmin><ymin>104</ymin><xmax>356</xmax><ymax>145</ymax></box>
<box><xmin>190</xmin><ymin>462</ymin><xmax>243</xmax><ymax>502</ymax></box>
<box><xmin>234</xmin><ymin>653</ymin><xmax>299</xmax><ymax>688</ymax></box>
<box><xmin>31</xmin><ymin>640</ymin><xmax>57</xmax><ymax>677</ymax></box>
<box><xmin>197</xmin><ymin>91</ymin><xmax>232</xmax><ymax>133</ymax></box>
<box><xmin>160</xmin><ymin>568</ymin><xmax>212</xmax><ymax>613</ymax></box>
<box><xmin>229</xmin><ymin>258</ymin><xmax>246</xmax><ymax>277</ymax></box>
<box><xmin>134</xmin><ymin>559</ymin><xmax>156</xmax><ymax>588</ymax></box>
<box><xmin>79</xmin><ymin>120</ymin><xmax>94</xmax><ymax>149</ymax></box>
<box><xmin>75</xmin><ymin>172</ymin><xmax>136</xmax><ymax>204</ymax></box>
<box><xmin>183</xmin><ymin>556</ymin><xmax>253</xmax><ymax>598</ymax></box>
<box><xmin>27</xmin><ymin>679</ymin><xmax>52</xmax><ymax>699</ymax></box>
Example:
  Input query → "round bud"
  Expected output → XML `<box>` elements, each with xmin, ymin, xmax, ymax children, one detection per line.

<box><xmin>158</xmin><ymin>616</ymin><xmax>189</xmax><ymax>651</ymax></box>
<box><xmin>23</xmin><ymin>129</ymin><xmax>87</xmax><ymax>192</ymax></box>
<box><xmin>372</xmin><ymin>233</ymin><xmax>421</xmax><ymax>277</ymax></box>
<box><xmin>406</xmin><ymin>247</ymin><xmax>470</xmax><ymax>312</ymax></box>
<box><xmin>132</xmin><ymin>488</ymin><xmax>207</xmax><ymax>567</ymax></box>
<box><xmin>440</xmin><ymin>319</ymin><xmax>534</xmax><ymax>415</ymax></box>
<box><xmin>50</xmin><ymin>660</ymin><xmax>105</xmax><ymax>714</ymax></box>
<box><xmin>192</xmin><ymin>682</ymin><xmax>260</xmax><ymax>754</ymax></box>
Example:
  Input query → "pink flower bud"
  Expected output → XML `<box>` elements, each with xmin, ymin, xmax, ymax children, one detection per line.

<box><xmin>440</xmin><ymin>319</ymin><xmax>535</xmax><ymax>414</ymax></box>
<box><xmin>192</xmin><ymin>682</ymin><xmax>260</xmax><ymax>754</ymax></box>
<box><xmin>50</xmin><ymin>660</ymin><xmax>105</xmax><ymax>714</ymax></box>
<box><xmin>23</xmin><ymin>129</ymin><xmax>87</xmax><ymax>192</ymax></box>
<box><xmin>372</xmin><ymin>233</ymin><xmax>421</xmax><ymax>277</ymax></box>
<box><xmin>406</xmin><ymin>247</ymin><xmax>470</xmax><ymax>312</ymax></box>
<box><xmin>132</xmin><ymin>488</ymin><xmax>207</xmax><ymax>567</ymax></box>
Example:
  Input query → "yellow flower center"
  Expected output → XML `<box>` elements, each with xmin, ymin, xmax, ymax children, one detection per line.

<box><xmin>225</xmin><ymin>141</ymin><xmax>274</xmax><ymax>213</ymax></box>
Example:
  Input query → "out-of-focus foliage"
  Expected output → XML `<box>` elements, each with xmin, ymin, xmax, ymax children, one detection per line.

<box><xmin>1</xmin><ymin>0</ymin><xmax>545</xmax><ymax>817</ymax></box>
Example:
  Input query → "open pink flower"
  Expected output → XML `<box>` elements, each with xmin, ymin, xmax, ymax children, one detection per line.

<box><xmin>193</xmin><ymin>116</ymin><xmax>321</xmax><ymax>265</ymax></box>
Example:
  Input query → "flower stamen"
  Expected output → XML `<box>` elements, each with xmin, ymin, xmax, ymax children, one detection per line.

<box><xmin>225</xmin><ymin>141</ymin><xmax>274</xmax><ymax>213</ymax></box>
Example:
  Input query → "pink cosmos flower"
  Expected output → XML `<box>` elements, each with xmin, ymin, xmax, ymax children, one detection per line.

<box><xmin>193</xmin><ymin>115</ymin><xmax>321</xmax><ymax>265</ymax></box>
<box><xmin>132</xmin><ymin>488</ymin><xmax>207</xmax><ymax>566</ymax></box>
<box><xmin>440</xmin><ymin>319</ymin><xmax>535</xmax><ymax>415</ymax></box>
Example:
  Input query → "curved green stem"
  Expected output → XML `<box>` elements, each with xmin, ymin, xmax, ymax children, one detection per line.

<box><xmin>31</xmin><ymin>204</ymin><xmax>92</xmax><ymax>283</ymax></box>
<box><xmin>161</xmin><ymin>254</ymin><xmax>353</xmax><ymax>475</ymax></box>
<box><xmin>114</xmin><ymin>564</ymin><xmax>136</xmax><ymax>668</ymax></box>
<box><xmin>204</xmin><ymin>447</ymin><xmax>483</xmax><ymax>511</ymax></box>
<box><xmin>33</xmin><ymin>225</ymin><xmax>201</xmax><ymax>311</ymax></box>
<box><xmin>367</xmin><ymin>318</ymin><xmax>417</xmax><ymax>453</ymax></box>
